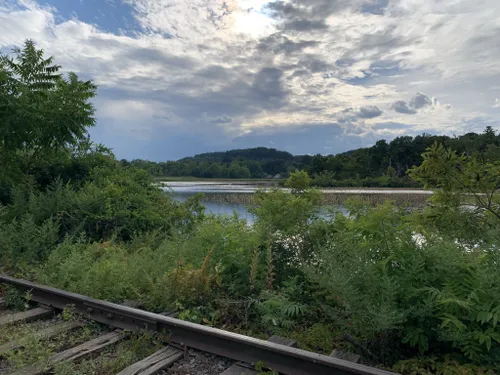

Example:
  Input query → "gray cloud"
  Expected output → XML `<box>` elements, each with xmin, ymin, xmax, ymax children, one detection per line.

<box><xmin>257</xmin><ymin>34</ymin><xmax>318</xmax><ymax>55</ymax></box>
<box><xmin>266</xmin><ymin>0</ymin><xmax>356</xmax><ymax>31</ymax></box>
<box><xmin>410</xmin><ymin>92</ymin><xmax>433</xmax><ymax>109</ymax></box>
<box><xmin>121</xmin><ymin>46</ymin><xmax>198</xmax><ymax>69</ymax></box>
<box><xmin>208</xmin><ymin>114</ymin><xmax>232</xmax><ymax>124</ymax></box>
<box><xmin>251</xmin><ymin>67</ymin><xmax>288</xmax><ymax>105</ymax></box>
<box><xmin>392</xmin><ymin>93</ymin><xmax>434</xmax><ymax>114</ymax></box>
<box><xmin>357</xmin><ymin>105</ymin><xmax>383</xmax><ymax>118</ymax></box>
<box><xmin>232</xmin><ymin>123</ymin><xmax>370</xmax><ymax>156</ymax></box>
<box><xmin>392</xmin><ymin>101</ymin><xmax>417</xmax><ymax>114</ymax></box>
<box><xmin>283</xmin><ymin>19</ymin><xmax>328</xmax><ymax>31</ymax></box>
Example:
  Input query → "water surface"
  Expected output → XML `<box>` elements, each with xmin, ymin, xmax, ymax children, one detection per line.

<box><xmin>162</xmin><ymin>181</ymin><xmax>355</xmax><ymax>223</ymax></box>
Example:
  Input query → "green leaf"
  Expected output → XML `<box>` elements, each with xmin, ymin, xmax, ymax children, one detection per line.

<box><xmin>485</xmin><ymin>335</ymin><xmax>492</xmax><ymax>351</ymax></box>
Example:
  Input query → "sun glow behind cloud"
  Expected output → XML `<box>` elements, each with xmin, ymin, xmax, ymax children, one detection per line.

<box><xmin>231</xmin><ymin>0</ymin><xmax>276</xmax><ymax>38</ymax></box>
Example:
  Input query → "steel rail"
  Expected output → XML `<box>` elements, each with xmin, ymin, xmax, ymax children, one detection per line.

<box><xmin>0</xmin><ymin>275</ymin><xmax>399</xmax><ymax>375</ymax></box>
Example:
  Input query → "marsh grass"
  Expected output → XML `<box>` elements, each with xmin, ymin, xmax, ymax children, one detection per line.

<box><xmin>200</xmin><ymin>191</ymin><xmax>430</xmax><ymax>207</ymax></box>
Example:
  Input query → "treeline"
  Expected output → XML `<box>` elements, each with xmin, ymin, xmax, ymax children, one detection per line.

<box><xmin>124</xmin><ymin>127</ymin><xmax>500</xmax><ymax>187</ymax></box>
<box><xmin>121</xmin><ymin>147</ymin><xmax>297</xmax><ymax>179</ymax></box>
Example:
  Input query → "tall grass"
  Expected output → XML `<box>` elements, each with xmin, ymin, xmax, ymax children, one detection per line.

<box><xmin>199</xmin><ymin>191</ymin><xmax>429</xmax><ymax>207</ymax></box>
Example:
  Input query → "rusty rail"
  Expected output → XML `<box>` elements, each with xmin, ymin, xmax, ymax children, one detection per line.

<box><xmin>0</xmin><ymin>275</ymin><xmax>398</xmax><ymax>375</ymax></box>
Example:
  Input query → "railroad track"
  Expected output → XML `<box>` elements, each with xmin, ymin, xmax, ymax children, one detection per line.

<box><xmin>0</xmin><ymin>275</ymin><xmax>398</xmax><ymax>375</ymax></box>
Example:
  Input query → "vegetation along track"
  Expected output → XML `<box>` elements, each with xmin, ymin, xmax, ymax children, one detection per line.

<box><xmin>0</xmin><ymin>275</ymin><xmax>398</xmax><ymax>375</ymax></box>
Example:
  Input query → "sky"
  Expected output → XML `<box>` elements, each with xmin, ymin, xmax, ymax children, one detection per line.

<box><xmin>1</xmin><ymin>0</ymin><xmax>500</xmax><ymax>160</ymax></box>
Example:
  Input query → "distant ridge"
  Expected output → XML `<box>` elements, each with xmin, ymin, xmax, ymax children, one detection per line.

<box><xmin>179</xmin><ymin>147</ymin><xmax>295</xmax><ymax>162</ymax></box>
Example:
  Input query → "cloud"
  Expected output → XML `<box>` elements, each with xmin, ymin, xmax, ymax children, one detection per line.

<box><xmin>257</xmin><ymin>34</ymin><xmax>318</xmax><ymax>55</ymax></box>
<box><xmin>410</xmin><ymin>92</ymin><xmax>433</xmax><ymax>109</ymax></box>
<box><xmin>494</xmin><ymin>99</ymin><xmax>500</xmax><ymax>108</ymax></box>
<box><xmin>208</xmin><ymin>114</ymin><xmax>233</xmax><ymax>124</ymax></box>
<box><xmin>392</xmin><ymin>101</ymin><xmax>417</xmax><ymax>114</ymax></box>
<box><xmin>1</xmin><ymin>0</ymin><xmax>500</xmax><ymax>160</ymax></box>
<box><xmin>392</xmin><ymin>93</ymin><xmax>436</xmax><ymax>114</ymax></box>
<box><xmin>357</xmin><ymin>105</ymin><xmax>383</xmax><ymax>118</ymax></box>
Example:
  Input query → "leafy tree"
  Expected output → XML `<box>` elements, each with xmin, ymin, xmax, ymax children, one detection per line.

<box><xmin>285</xmin><ymin>170</ymin><xmax>312</xmax><ymax>193</ymax></box>
<box><xmin>386</xmin><ymin>165</ymin><xmax>396</xmax><ymax>178</ymax></box>
<box><xmin>0</xmin><ymin>40</ymin><xmax>96</xmax><ymax>182</ymax></box>
<box><xmin>409</xmin><ymin>143</ymin><xmax>500</xmax><ymax>222</ymax></box>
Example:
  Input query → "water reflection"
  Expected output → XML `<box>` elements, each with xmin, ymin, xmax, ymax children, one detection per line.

<box><xmin>170</xmin><ymin>190</ymin><xmax>256</xmax><ymax>224</ymax></box>
<box><xmin>163</xmin><ymin>182</ymin><xmax>349</xmax><ymax>224</ymax></box>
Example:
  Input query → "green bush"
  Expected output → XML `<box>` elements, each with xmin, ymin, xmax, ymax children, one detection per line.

<box><xmin>0</xmin><ymin>214</ymin><xmax>59</xmax><ymax>270</ymax></box>
<box><xmin>0</xmin><ymin>165</ymin><xmax>204</xmax><ymax>265</ymax></box>
<box><xmin>305</xmin><ymin>201</ymin><xmax>500</xmax><ymax>366</ymax></box>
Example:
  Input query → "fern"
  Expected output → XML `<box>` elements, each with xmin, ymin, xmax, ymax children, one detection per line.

<box><xmin>249</xmin><ymin>247</ymin><xmax>260</xmax><ymax>291</ymax></box>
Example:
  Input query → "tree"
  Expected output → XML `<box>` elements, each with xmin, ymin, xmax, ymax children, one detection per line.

<box><xmin>386</xmin><ymin>165</ymin><xmax>396</xmax><ymax>178</ymax></box>
<box><xmin>0</xmin><ymin>40</ymin><xmax>96</xmax><ymax>180</ymax></box>
<box><xmin>409</xmin><ymin>142</ymin><xmax>500</xmax><ymax>224</ymax></box>
<box><xmin>285</xmin><ymin>170</ymin><xmax>312</xmax><ymax>194</ymax></box>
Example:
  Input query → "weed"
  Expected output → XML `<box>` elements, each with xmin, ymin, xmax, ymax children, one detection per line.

<box><xmin>3</xmin><ymin>286</ymin><xmax>29</xmax><ymax>311</ymax></box>
<box><xmin>255</xmin><ymin>361</ymin><xmax>279</xmax><ymax>375</ymax></box>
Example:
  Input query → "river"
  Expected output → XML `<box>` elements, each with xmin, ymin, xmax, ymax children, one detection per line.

<box><xmin>161</xmin><ymin>181</ymin><xmax>432</xmax><ymax>224</ymax></box>
<box><xmin>162</xmin><ymin>182</ymin><xmax>259</xmax><ymax>223</ymax></box>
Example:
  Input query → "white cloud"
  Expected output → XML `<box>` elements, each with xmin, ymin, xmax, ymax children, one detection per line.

<box><xmin>0</xmin><ymin>0</ymin><xmax>499</xmax><ymax>158</ymax></box>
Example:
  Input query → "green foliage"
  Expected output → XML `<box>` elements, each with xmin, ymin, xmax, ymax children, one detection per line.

<box><xmin>0</xmin><ymin>214</ymin><xmax>59</xmax><ymax>270</ymax></box>
<box><xmin>285</xmin><ymin>170</ymin><xmax>311</xmax><ymax>193</ymax></box>
<box><xmin>409</xmin><ymin>143</ymin><xmax>500</xmax><ymax>241</ymax></box>
<box><xmin>257</xmin><ymin>289</ymin><xmax>308</xmax><ymax>330</ymax></box>
<box><xmin>250</xmin><ymin>188</ymin><xmax>321</xmax><ymax>236</ymax></box>
<box><xmin>386</xmin><ymin>165</ymin><xmax>396</xmax><ymax>178</ymax></box>
<box><xmin>255</xmin><ymin>361</ymin><xmax>279</xmax><ymax>375</ymax></box>
<box><xmin>128</xmin><ymin>128</ymin><xmax>500</xmax><ymax>189</ymax></box>
<box><xmin>0</xmin><ymin>40</ymin><xmax>96</xmax><ymax>185</ymax></box>
<box><xmin>35</xmin><ymin>216</ymin><xmax>260</xmax><ymax>311</ymax></box>
<box><xmin>424</xmin><ymin>256</ymin><xmax>500</xmax><ymax>365</ymax></box>
<box><xmin>0</xmin><ymin>165</ymin><xmax>203</xmax><ymax>262</ymax></box>
<box><xmin>393</xmin><ymin>357</ymin><xmax>496</xmax><ymax>375</ymax></box>
<box><xmin>305</xmin><ymin>200</ymin><xmax>500</xmax><ymax>366</ymax></box>
<box><xmin>290</xmin><ymin>323</ymin><xmax>336</xmax><ymax>353</ymax></box>
<box><xmin>3</xmin><ymin>286</ymin><xmax>30</xmax><ymax>311</ymax></box>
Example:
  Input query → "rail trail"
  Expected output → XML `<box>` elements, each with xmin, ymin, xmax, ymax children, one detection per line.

<box><xmin>0</xmin><ymin>275</ymin><xmax>398</xmax><ymax>375</ymax></box>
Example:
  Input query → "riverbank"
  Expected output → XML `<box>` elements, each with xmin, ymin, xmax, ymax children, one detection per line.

<box><xmin>154</xmin><ymin>177</ymin><xmax>282</xmax><ymax>185</ymax></box>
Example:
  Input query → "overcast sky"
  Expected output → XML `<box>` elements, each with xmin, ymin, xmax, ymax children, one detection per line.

<box><xmin>1</xmin><ymin>0</ymin><xmax>500</xmax><ymax>160</ymax></box>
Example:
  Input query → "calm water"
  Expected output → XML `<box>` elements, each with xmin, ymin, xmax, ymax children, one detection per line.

<box><xmin>163</xmin><ymin>182</ymin><xmax>256</xmax><ymax>223</ymax></box>
<box><xmin>161</xmin><ymin>182</ymin><xmax>361</xmax><ymax>224</ymax></box>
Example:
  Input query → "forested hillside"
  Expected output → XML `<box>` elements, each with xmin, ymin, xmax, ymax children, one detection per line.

<box><xmin>125</xmin><ymin>128</ymin><xmax>500</xmax><ymax>187</ymax></box>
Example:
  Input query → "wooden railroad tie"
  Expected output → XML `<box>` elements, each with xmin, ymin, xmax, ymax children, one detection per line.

<box><xmin>0</xmin><ymin>320</ymin><xmax>84</xmax><ymax>357</ymax></box>
<box><xmin>0</xmin><ymin>307</ymin><xmax>53</xmax><ymax>328</ymax></box>
<box><xmin>116</xmin><ymin>346</ymin><xmax>183</xmax><ymax>375</ymax></box>
<box><xmin>8</xmin><ymin>330</ymin><xmax>125</xmax><ymax>375</ymax></box>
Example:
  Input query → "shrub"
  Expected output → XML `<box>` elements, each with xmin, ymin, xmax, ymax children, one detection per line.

<box><xmin>0</xmin><ymin>165</ymin><xmax>204</xmax><ymax>269</ymax></box>
<box><xmin>305</xmin><ymin>201</ymin><xmax>500</xmax><ymax>366</ymax></box>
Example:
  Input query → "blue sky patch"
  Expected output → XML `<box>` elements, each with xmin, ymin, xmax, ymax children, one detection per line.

<box><xmin>40</xmin><ymin>0</ymin><xmax>140</xmax><ymax>34</ymax></box>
